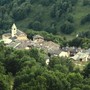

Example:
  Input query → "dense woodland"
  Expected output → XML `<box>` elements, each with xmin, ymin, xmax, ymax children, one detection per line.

<box><xmin>0</xmin><ymin>0</ymin><xmax>90</xmax><ymax>90</ymax></box>
<box><xmin>0</xmin><ymin>42</ymin><xmax>90</xmax><ymax>90</ymax></box>
<box><xmin>0</xmin><ymin>0</ymin><xmax>90</xmax><ymax>34</ymax></box>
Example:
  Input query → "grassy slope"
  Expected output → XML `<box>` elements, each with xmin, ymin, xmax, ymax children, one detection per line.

<box><xmin>73</xmin><ymin>0</ymin><xmax>90</xmax><ymax>33</ymax></box>
<box><xmin>16</xmin><ymin>0</ymin><xmax>90</xmax><ymax>40</ymax></box>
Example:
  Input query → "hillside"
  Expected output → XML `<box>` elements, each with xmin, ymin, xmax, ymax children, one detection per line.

<box><xmin>0</xmin><ymin>0</ymin><xmax>90</xmax><ymax>38</ymax></box>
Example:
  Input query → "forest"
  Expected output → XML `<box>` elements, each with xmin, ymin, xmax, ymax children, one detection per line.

<box><xmin>0</xmin><ymin>0</ymin><xmax>90</xmax><ymax>35</ymax></box>
<box><xmin>0</xmin><ymin>42</ymin><xmax>90</xmax><ymax>90</ymax></box>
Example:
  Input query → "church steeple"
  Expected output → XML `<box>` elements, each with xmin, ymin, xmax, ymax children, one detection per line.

<box><xmin>11</xmin><ymin>23</ymin><xmax>17</xmax><ymax>37</ymax></box>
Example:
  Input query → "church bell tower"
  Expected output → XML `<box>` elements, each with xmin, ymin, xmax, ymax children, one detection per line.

<box><xmin>11</xmin><ymin>23</ymin><xmax>17</xmax><ymax>37</ymax></box>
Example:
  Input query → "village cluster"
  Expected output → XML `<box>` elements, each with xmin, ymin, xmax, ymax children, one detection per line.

<box><xmin>1</xmin><ymin>24</ymin><xmax>90</xmax><ymax>65</ymax></box>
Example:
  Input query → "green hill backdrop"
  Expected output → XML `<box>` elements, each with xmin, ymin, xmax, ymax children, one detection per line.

<box><xmin>0</xmin><ymin>0</ymin><xmax>90</xmax><ymax>39</ymax></box>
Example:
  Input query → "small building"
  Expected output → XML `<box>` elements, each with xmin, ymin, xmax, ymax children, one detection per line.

<box><xmin>2</xmin><ymin>33</ymin><xmax>11</xmax><ymax>40</ymax></box>
<box><xmin>71</xmin><ymin>51</ymin><xmax>89</xmax><ymax>61</ymax></box>
<box><xmin>61</xmin><ymin>46</ymin><xmax>82</xmax><ymax>56</ymax></box>
<box><xmin>59</xmin><ymin>51</ymin><xmax>70</xmax><ymax>57</ymax></box>
<box><xmin>13</xmin><ymin>40</ymin><xmax>32</xmax><ymax>49</ymax></box>
<box><xmin>16</xmin><ymin>30</ymin><xmax>28</xmax><ymax>41</ymax></box>
<box><xmin>33</xmin><ymin>35</ymin><xmax>44</xmax><ymax>43</ymax></box>
<box><xmin>2</xmin><ymin>39</ymin><xmax>12</xmax><ymax>44</ymax></box>
<box><xmin>48</xmin><ymin>49</ymin><xmax>61</xmax><ymax>57</ymax></box>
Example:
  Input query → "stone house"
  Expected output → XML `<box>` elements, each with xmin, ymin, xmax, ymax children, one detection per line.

<box><xmin>59</xmin><ymin>51</ymin><xmax>70</xmax><ymax>57</ymax></box>
<box><xmin>71</xmin><ymin>51</ymin><xmax>89</xmax><ymax>61</ymax></box>
<box><xmin>33</xmin><ymin>35</ymin><xmax>44</xmax><ymax>43</ymax></box>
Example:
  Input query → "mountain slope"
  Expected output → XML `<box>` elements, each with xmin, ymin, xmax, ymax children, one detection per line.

<box><xmin>0</xmin><ymin>0</ymin><xmax>90</xmax><ymax>38</ymax></box>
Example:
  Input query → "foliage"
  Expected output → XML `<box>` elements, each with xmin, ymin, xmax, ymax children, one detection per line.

<box><xmin>12</xmin><ymin>2</ymin><xmax>31</xmax><ymax>21</ymax></box>
<box><xmin>83</xmin><ymin>63</ymin><xmax>90</xmax><ymax>78</ymax></box>
<box><xmin>68</xmin><ymin>37</ymin><xmax>90</xmax><ymax>48</ymax></box>
<box><xmin>0</xmin><ymin>0</ymin><xmax>89</xmax><ymax>36</ymax></box>
<box><xmin>81</xmin><ymin>14</ymin><xmax>90</xmax><ymax>24</ymax></box>
<box><xmin>28</xmin><ymin>21</ymin><xmax>42</xmax><ymax>31</ymax></box>
<box><xmin>79</xmin><ymin>31</ymin><xmax>90</xmax><ymax>39</ymax></box>
<box><xmin>83</xmin><ymin>0</ymin><xmax>90</xmax><ymax>6</ymax></box>
<box><xmin>60</xmin><ymin>21</ymin><xmax>75</xmax><ymax>34</ymax></box>
<box><xmin>0</xmin><ymin>42</ymin><xmax>90</xmax><ymax>89</ymax></box>
<box><xmin>0</xmin><ymin>0</ymin><xmax>79</xmax><ymax>35</ymax></box>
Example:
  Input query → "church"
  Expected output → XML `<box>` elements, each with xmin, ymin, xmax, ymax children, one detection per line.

<box><xmin>2</xmin><ymin>23</ymin><xmax>28</xmax><ymax>44</ymax></box>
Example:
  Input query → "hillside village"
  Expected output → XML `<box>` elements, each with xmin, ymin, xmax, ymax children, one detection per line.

<box><xmin>1</xmin><ymin>0</ymin><xmax>90</xmax><ymax>89</ymax></box>
<box><xmin>1</xmin><ymin>24</ymin><xmax>90</xmax><ymax>65</ymax></box>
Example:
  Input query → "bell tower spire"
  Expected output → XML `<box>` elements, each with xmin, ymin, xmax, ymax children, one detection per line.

<box><xmin>11</xmin><ymin>23</ymin><xmax>17</xmax><ymax>37</ymax></box>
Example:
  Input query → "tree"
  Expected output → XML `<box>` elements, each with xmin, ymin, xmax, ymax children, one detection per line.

<box><xmin>0</xmin><ymin>0</ymin><xmax>12</xmax><ymax>5</ymax></box>
<box><xmin>83</xmin><ymin>63</ymin><xmax>90</xmax><ymax>78</ymax></box>
<box><xmin>12</xmin><ymin>2</ymin><xmax>31</xmax><ymax>21</ymax></box>
<box><xmin>81</xmin><ymin>14</ymin><xmax>90</xmax><ymax>24</ymax></box>
<box><xmin>0</xmin><ymin>62</ymin><xmax>5</xmax><ymax>74</ymax></box>
<box><xmin>17</xmin><ymin>0</ymin><xmax>26</xmax><ymax>5</ymax></box>
<box><xmin>69</xmin><ymin>37</ymin><xmax>83</xmax><ymax>47</ymax></box>
<box><xmin>32</xmin><ymin>21</ymin><xmax>42</xmax><ymax>31</ymax></box>
<box><xmin>0</xmin><ymin>81</ymin><xmax>6</xmax><ymax>90</ymax></box>
<box><xmin>83</xmin><ymin>0</ymin><xmax>90</xmax><ymax>6</ymax></box>
<box><xmin>29</xmin><ymin>48</ymin><xmax>40</xmax><ymax>61</ymax></box>
<box><xmin>67</xmin><ymin>73</ymin><xmax>83</xmax><ymax>89</ymax></box>
<box><xmin>30</xmin><ymin>0</ymin><xmax>40</xmax><ymax>4</ymax></box>
<box><xmin>42</xmin><ymin>71</ymin><xmax>70</xmax><ymax>90</ymax></box>
<box><xmin>0</xmin><ymin>74</ymin><xmax>13</xmax><ymax>90</ymax></box>
<box><xmin>28</xmin><ymin>21</ymin><xmax>42</xmax><ymax>31</ymax></box>
<box><xmin>49</xmin><ymin>56</ymin><xmax>74</xmax><ymax>72</ymax></box>
<box><xmin>67</xmin><ymin>15</ymin><xmax>74</xmax><ymax>23</ymax></box>
<box><xmin>72</xmin><ymin>87</ymin><xmax>81</xmax><ymax>90</ymax></box>
<box><xmin>41</xmin><ymin>0</ymin><xmax>51</xmax><ymax>6</ymax></box>
<box><xmin>70</xmin><ymin>0</ymin><xmax>78</xmax><ymax>6</ymax></box>
<box><xmin>60</xmin><ymin>21</ymin><xmax>75</xmax><ymax>34</ymax></box>
<box><xmin>4</xmin><ymin>56</ymin><xmax>22</xmax><ymax>75</ymax></box>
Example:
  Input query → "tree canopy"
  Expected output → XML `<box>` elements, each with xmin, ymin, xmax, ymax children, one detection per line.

<box><xmin>0</xmin><ymin>42</ymin><xmax>90</xmax><ymax>90</ymax></box>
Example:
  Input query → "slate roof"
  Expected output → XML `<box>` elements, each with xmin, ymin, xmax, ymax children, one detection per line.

<box><xmin>61</xmin><ymin>46</ymin><xmax>81</xmax><ymax>53</ymax></box>
<box><xmin>16</xmin><ymin>30</ymin><xmax>27</xmax><ymax>36</ymax></box>
<box><xmin>71</xmin><ymin>51</ymin><xmax>89</xmax><ymax>60</ymax></box>
<box><xmin>15</xmin><ymin>40</ymin><xmax>32</xmax><ymax>49</ymax></box>
<box><xmin>3</xmin><ymin>33</ymin><xmax>11</xmax><ymax>37</ymax></box>
<box><xmin>33</xmin><ymin>35</ymin><xmax>44</xmax><ymax>40</ymax></box>
<box><xmin>6</xmin><ymin>40</ymin><xmax>20</xmax><ymax>48</ymax></box>
<box><xmin>86</xmin><ymin>48</ymin><xmax>90</xmax><ymax>54</ymax></box>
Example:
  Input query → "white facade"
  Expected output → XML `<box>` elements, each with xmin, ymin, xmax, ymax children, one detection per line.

<box><xmin>46</xmin><ymin>59</ymin><xmax>50</xmax><ymax>65</ymax></box>
<box><xmin>59</xmin><ymin>51</ymin><xmax>70</xmax><ymax>57</ymax></box>
<box><xmin>11</xmin><ymin>23</ymin><xmax>17</xmax><ymax>37</ymax></box>
<box><xmin>3</xmin><ymin>39</ymin><xmax>12</xmax><ymax>44</ymax></box>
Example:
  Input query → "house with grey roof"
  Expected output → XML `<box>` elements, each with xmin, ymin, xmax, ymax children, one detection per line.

<box><xmin>33</xmin><ymin>35</ymin><xmax>44</xmax><ymax>43</ymax></box>
<box><xmin>71</xmin><ymin>51</ymin><xmax>89</xmax><ymax>61</ymax></box>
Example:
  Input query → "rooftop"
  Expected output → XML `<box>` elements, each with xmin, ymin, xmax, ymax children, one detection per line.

<box><xmin>33</xmin><ymin>35</ymin><xmax>44</xmax><ymax>39</ymax></box>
